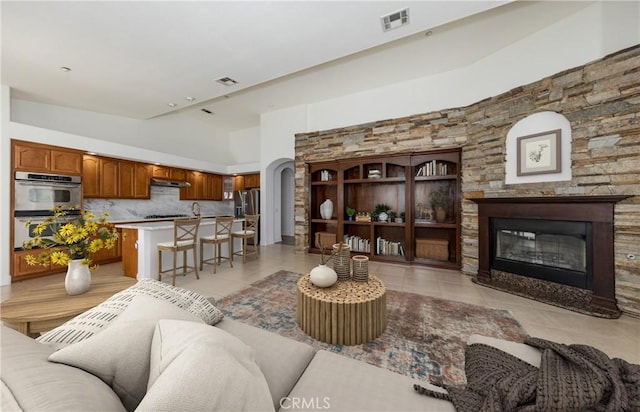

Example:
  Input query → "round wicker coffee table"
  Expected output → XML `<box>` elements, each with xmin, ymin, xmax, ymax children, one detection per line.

<box><xmin>296</xmin><ymin>274</ymin><xmax>387</xmax><ymax>345</ymax></box>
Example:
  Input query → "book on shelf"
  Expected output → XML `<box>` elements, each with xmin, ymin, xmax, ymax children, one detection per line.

<box><xmin>416</xmin><ymin>161</ymin><xmax>448</xmax><ymax>177</ymax></box>
<box><xmin>343</xmin><ymin>234</ymin><xmax>371</xmax><ymax>253</ymax></box>
<box><xmin>375</xmin><ymin>236</ymin><xmax>404</xmax><ymax>256</ymax></box>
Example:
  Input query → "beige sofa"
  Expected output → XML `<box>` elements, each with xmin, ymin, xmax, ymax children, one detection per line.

<box><xmin>1</xmin><ymin>279</ymin><xmax>541</xmax><ymax>412</ymax></box>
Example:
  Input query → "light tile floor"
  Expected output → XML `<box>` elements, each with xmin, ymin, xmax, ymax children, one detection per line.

<box><xmin>3</xmin><ymin>244</ymin><xmax>639</xmax><ymax>363</ymax></box>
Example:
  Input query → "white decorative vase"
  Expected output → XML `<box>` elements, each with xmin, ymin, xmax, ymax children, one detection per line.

<box><xmin>65</xmin><ymin>259</ymin><xmax>91</xmax><ymax>295</ymax></box>
<box><xmin>320</xmin><ymin>199</ymin><xmax>333</xmax><ymax>220</ymax></box>
<box><xmin>310</xmin><ymin>264</ymin><xmax>337</xmax><ymax>288</ymax></box>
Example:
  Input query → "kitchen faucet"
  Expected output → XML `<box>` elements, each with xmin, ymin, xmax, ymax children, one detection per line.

<box><xmin>191</xmin><ymin>201</ymin><xmax>201</xmax><ymax>218</ymax></box>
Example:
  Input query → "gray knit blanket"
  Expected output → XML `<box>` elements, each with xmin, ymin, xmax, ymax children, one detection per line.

<box><xmin>415</xmin><ymin>337</ymin><xmax>640</xmax><ymax>411</ymax></box>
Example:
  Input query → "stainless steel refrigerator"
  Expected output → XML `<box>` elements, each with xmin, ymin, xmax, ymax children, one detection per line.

<box><xmin>234</xmin><ymin>189</ymin><xmax>260</xmax><ymax>243</ymax></box>
<box><xmin>234</xmin><ymin>189</ymin><xmax>260</xmax><ymax>217</ymax></box>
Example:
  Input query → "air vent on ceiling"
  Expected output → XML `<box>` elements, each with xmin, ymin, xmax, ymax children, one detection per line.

<box><xmin>216</xmin><ymin>77</ymin><xmax>239</xmax><ymax>86</ymax></box>
<box><xmin>201</xmin><ymin>108</ymin><xmax>213</xmax><ymax>115</ymax></box>
<box><xmin>381</xmin><ymin>8</ymin><xmax>409</xmax><ymax>32</ymax></box>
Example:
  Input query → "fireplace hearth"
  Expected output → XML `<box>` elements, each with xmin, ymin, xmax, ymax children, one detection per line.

<box><xmin>471</xmin><ymin>196</ymin><xmax>629</xmax><ymax>318</ymax></box>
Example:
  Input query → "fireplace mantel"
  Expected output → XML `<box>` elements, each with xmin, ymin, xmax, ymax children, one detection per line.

<box><xmin>470</xmin><ymin>195</ymin><xmax>630</xmax><ymax>317</ymax></box>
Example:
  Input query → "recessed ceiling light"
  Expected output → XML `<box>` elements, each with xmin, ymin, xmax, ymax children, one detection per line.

<box><xmin>185</xmin><ymin>96</ymin><xmax>196</xmax><ymax>102</ymax></box>
<box><xmin>216</xmin><ymin>77</ymin><xmax>238</xmax><ymax>86</ymax></box>
<box><xmin>425</xmin><ymin>30</ymin><xmax>433</xmax><ymax>36</ymax></box>
<box><xmin>167</xmin><ymin>103</ymin><xmax>177</xmax><ymax>108</ymax></box>
<box><xmin>60</xmin><ymin>66</ymin><xmax>72</xmax><ymax>72</ymax></box>
<box><xmin>86</xmin><ymin>151</ymin><xmax>97</xmax><ymax>155</ymax></box>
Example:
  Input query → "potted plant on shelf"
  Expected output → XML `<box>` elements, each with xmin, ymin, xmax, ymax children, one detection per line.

<box><xmin>388</xmin><ymin>211</ymin><xmax>397</xmax><ymax>222</ymax></box>
<box><xmin>346</xmin><ymin>206</ymin><xmax>356</xmax><ymax>221</ymax></box>
<box><xmin>430</xmin><ymin>184</ymin><xmax>449</xmax><ymax>223</ymax></box>
<box><xmin>374</xmin><ymin>203</ymin><xmax>391</xmax><ymax>222</ymax></box>
<box><xmin>21</xmin><ymin>205</ymin><xmax>119</xmax><ymax>295</ymax></box>
<box><xmin>398</xmin><ymin>211</ymin><xmax>405</xmax><ymax>223</ymax></box>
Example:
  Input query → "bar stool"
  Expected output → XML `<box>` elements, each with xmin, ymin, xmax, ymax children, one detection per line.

<box><xmin>231</xmin><ymin>214</ymin><xmax>259</xmax><ymax>263</ymax></box>
<box><xmin>157</xmin><ymin>217</ymin><xmax>201</xmax><ymax>286</ymax></box>
<box><xmin>199</xmin><ymin>215</ymin><xmax>234</xmax><ymax>273</ymax></box>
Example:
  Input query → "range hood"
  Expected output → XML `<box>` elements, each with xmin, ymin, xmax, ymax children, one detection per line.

<box><xmin>150</xmin><ymin>177</ymin><xmax>191</xmax><ymax>188</ymax></box>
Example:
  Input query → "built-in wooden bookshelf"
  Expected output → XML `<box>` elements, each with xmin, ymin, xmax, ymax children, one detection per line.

<box><xmin>308</xmin><ymin>149</ymin><xmax>461</xmax><ymax>269</ymax></box>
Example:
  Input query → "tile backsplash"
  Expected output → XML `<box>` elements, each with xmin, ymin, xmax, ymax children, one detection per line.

<box><xmin>85</xmin><ymin>186</ymin><xmax>234</xmax><ymax>222</ymax></box>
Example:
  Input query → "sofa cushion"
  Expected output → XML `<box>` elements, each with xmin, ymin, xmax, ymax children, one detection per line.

<box><xmin>216</xmin><ymin>318</ymin><xmax>316</xmax><ymax>410</ymax></box>
<box><xmin>0</xmin><ymin>326</ymin><xmax>125</xmax><ymax>412</ymax></box>
<box><xmin>137</xmin><ymin>319</ymin><xmax>274</xmax><ymax>412</ymax></box>
<box><xmin>48</xmin><ymin>295</ymin><xmax>204</xmax><ymax>412</ymax></box>
<box><xmin>37</xmin><ymin>278</ymin><xmax>224</xmax><ymax>349</ymax></box>
<box><xmin>283</xmin><ymin>350</ymin><xmax>455</xmax><ymax>412</ymax></box>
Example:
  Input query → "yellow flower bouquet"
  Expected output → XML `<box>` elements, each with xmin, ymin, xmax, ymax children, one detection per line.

<box><xmin>22</xmin><ymin>206</ymin><xmax>119</xmax><ymax>269</ymax></box>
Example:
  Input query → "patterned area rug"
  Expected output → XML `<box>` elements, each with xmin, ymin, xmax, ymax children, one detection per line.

<box><xmin>217</xmin><ymin>270</ymin><xmax>528</xmax><ymax>386</ymax></box>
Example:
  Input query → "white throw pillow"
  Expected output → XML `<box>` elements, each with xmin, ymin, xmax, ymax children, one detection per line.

<box><xmin>48</xmin><ymin>295</ymin><xmax>204</xmax><ymax>412</ymax></box>
<box><xmin>136</xmin><ymin>319</ymin><xmax>274</xmax><ymax>412</ymax></box>
<box><xmin>38</xmin><ymin>278</ymin><xmax>224</xmax><ymax>349</ymax></box>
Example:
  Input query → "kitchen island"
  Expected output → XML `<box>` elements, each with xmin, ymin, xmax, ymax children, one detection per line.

<box><xmin>115</xmin><ymin>217</ymin><xmax>244</xmax><ymax>279</ymax></box>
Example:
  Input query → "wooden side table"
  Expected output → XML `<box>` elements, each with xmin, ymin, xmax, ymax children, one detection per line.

<box><xmin>1</xmin><ymin>275</ymin><xmax>137</xmax><ymax>337</ymax></box>
<box><xmin>296</xmin><ymin>274</ymin><xmax>387</xmax><ymax>345</ymax></box>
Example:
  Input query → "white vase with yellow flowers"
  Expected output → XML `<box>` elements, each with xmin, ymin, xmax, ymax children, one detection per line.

<box><xmin>22</xmin><ymin>206</ymin><xmax>119</xmax><ymax>295</ymax></box>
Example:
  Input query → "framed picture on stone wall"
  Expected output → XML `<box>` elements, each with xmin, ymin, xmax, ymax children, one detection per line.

<box><xmin>516</xmin><ymin>129</ymin><xmax>561</xmax><ymax>176</ymax></box>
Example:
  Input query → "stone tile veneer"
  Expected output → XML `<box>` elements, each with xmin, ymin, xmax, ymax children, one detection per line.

<box><xmin>295</xmin><ymin>45</ymin><xmax>640</xmax><ymax>317</ymax></box>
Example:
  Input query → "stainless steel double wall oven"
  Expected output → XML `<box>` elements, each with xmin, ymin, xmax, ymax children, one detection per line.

<box><xmin>14</xmin><ymin>171</ymin><xmax>82</xmax><ymax>249</ymax></box>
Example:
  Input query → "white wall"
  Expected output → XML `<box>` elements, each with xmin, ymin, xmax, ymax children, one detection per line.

<box><xmin>1</xmin><ymin>86</ymin><xmax>12</xmax><ymax>286</ymax></box>
<box><xmin>260</xmin><ymin>105</ymin><xmax>307</xmax><ymax>245</ymax></box>
<box><xmin>11</xmin><ymin>99</ymin><xmax>232</xmax><ymax>165</ymax></box>
<box><xmin>227</xmin><ymin>126</ymin><xmax>260</xmax><ymax>167</ymax></box>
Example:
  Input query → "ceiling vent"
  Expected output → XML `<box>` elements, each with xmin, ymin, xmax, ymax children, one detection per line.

<box><xmin>380</xmin><ymin>8</ymin><xmax>409</xmax><ymax>32</ymax></box>
<box><xmin>216</xmin><ymin>77</ymin><xmax>238</xmax><ymax>86</ymax></box>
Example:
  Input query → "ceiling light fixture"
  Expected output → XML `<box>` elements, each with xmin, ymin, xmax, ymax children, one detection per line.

<box><xmin>185</xmin><ymin>96</ymin><xmax>196</xmax><ymax>102</ymax></box>
<box><xmin>201</xmin><ymin>108</ymin><xmax>213</xmax><ymax>115</ymax></box>
<box><xmin>381</xmin><ymin>8</ymin><xmax>409</xmax><ymax>32</ymax></box>
<box><xmin>167</xmin><ymin>103</ymin><xmax>177</xmax><ymax>108</ymax></box>
<box><xmin>425</xmin><ymin>30</ymin><xmax>433</xmax><ymax>36</ymax></box>
<box><xmin>60</xmin><ymin>66</ymin><xmax>72</xmax><ymax>72</ymax></box>
<box><xmin>216</xmin><ymin>77</ymin><xmax>239</xmax><ymax>86</ymax></box>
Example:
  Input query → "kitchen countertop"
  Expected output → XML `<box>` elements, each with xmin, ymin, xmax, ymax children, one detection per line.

<box><xmin>115</xmin><ymin>217</ymin><xmax>242</xmax><ymax>231</ymax></box>
<box><xmin>109</xmin><ymin>215</ymin><xmax>218</xmax><ymax>224</ymax></box>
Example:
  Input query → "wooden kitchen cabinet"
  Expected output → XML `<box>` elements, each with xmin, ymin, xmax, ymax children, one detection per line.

<box><xmin>152</xmin><ymin>165</ymin><xmax>187</xmax><ymax>181</ymax></box>
<box><xmin>84</xmin><ymin>156</ymin><xmax>150</xmax><ymax>199</ymax></box>
<box><xmin>210</xmin><ymin>174</ymin><xmax>223</xmax><ymax>200</ymax></box>
<box><xmin>119</xmin><ymin>160</ymin><xmax>136</xmax><ymax>198</ymax></box>
<box><xmin>181</xmin><ymin>171</ymin><xmax>224</xmax><ymax>200</ymax></box>
<box><xmin>234</xmin><ymin>175</ymin><xmax>244</xmax><ymax>191</ymax></box>
<box><xmin>121</xmin><ymin>228</ymin><xmax>138</xmax><ymax>278</ymax></box>
<box><xmin>13</xmin><ymin>140</ymin><xmax>83</xmax><ymax>175</ymax></box>
<box><xmin>134</xmin><ymin>163</ymin><xmax>151</xmax><ymax>198</ymax></box>
<box><xmin>243</xmin><ymin>173</ymin><xmax>260</xmax><ymax>189</ymax></box>
<box><xmin>100</xmin><ymin>158</ymin><xmax>120</xmax><ymax>198</ymax></box>
<box><xmin>90</xmin><ymin>227</ymin><xmax>122</xmax><ymax>265</ymax></box>
<box><xmin>82</xmin><ymin>155</ymin><xmax>101</xmax><ymax>197</ymax></box>
<box><xmin>12</xmin><ymin>250</ymin><xmax>54</xmax><ymax>279</ymax></box>
<box><xmin>182</xmin><ymin>170</ymin><xmax>204</xmax><ymax>200</ymax></box>
<box><xmin>152</xmin><ymin>165</ymin><xmax>170</xmax><ymax>179</ymax></box>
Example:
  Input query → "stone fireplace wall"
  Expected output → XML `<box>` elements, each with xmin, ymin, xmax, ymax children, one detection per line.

<box><xmin>294</xmin><ymin>45</ymin><xmax>640</xmax><ymax>316</ymax></box>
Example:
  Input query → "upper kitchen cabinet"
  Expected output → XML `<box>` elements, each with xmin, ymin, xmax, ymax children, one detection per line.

<box><xmin>119</xmin><ymin>161</ymin><xmax>151</xmax><ymax>199</ymax></box>
<box><xmin>152</xmin><ymin>165</ymin><xmax>186</xmax><ymax>181</ymax></box>
<box><xmin>243</xmin><ymin>173</ymin><xmax>260</xmax><ymax>189</ymax></box>
<box><xmin>181</xmin><ymin>171</ymin><xmax>224</xmax><ymax>200</ymax></box>
<box><xmin>83</xmin><ymin>155</ymin><xmax>151</xmax><ymax>199</ymax></box>
<box><xmin>13</xmin><ymin>140</ymin><xmax>83</xmax><ymax>175</ymax></box>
